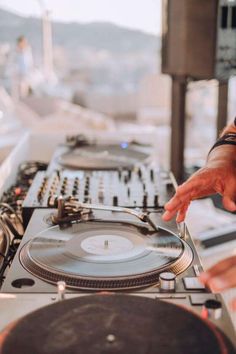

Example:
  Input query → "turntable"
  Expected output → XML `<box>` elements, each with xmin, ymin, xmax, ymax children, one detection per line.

<box><xmin>0</xmin><ymin>294</ymin><xmax>235</xmax><ymax>353</ymax></box>
<box><xmin>3</xmin><ymin>198</ymin><xmax>204</xmax><ymax>293</ymax></box>
<box><xmin>19</xmin><ymin>208</ymin><xmax>193</xmax><ymax>290</ymax></box>
<box><xmin>47</xmin><ymin>135</ymin><xmax>151</xmax><ymax>173</ymax></box>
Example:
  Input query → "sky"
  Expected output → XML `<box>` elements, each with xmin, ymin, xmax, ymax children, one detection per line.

<box><xmin>0</xmin><ymin>0</ymin><xmax>162</xmax><ymax>35</ymax></box>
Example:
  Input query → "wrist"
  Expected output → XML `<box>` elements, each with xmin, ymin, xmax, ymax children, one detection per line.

<box><xmin>207</xmin><ymin>144</ymin><xmax>236</xmax><ymax>167</ymax></box>
<box><xmin>208</xmin><ymin>132</ymin><xmax>236</xmax><ymax>155</ymax></box>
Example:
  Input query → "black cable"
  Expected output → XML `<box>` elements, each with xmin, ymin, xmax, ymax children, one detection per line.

<box><xmin>0</xmin><ymin>160</ymin><xmax>48</xmax><ymax>283</ymax></box>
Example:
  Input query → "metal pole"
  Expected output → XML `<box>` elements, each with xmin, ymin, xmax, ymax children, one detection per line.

<box><xmin>42</xmin><ymin>10</ymin><xmax>53</xmax><ymax>78</ymax></box>
<box><xmin>36</xmin><ymin>0</ymin><xmax>54</xmax><ymax>79</ymax></box>
<box><xmin>170</xmin><ymin>75</ymin><xmax>187</xmax><ymax>183</ymax></box>
<box><xmin>217</xmin><ymin>81</ymin><xmax>228</xmax><ymax>137</ymax></box>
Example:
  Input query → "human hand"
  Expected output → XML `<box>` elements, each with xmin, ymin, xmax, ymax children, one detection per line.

<box><xmin>199</xmin><ymin>256</ymin><xmax>236</xmax><ymax>311</ymax></box>
<box><xmin>162</xmin><ymin>158</ymin><xmax>236</xmax><ymax>222</ymax></box>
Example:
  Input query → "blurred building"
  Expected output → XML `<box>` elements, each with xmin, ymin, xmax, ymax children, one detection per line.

<box><xmin>137</xmin><ymin>74</ymin><xmax>171</xmax><ymax>125</ymax></box>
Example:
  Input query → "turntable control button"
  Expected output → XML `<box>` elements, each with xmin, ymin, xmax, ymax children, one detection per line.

<box><xmin>183</xmin><ymin>277</ymin><xmax>205</xmax><ymax>291</ymax></box>
<box><xmin>113</xmin><ymin>196</ymin><xmax>118</xmax><ymax>206</ymax></box>
<box><xmin>159</xmin><ymin>272</ymin><xmax>176</xmax><ymax>291</ymax></box>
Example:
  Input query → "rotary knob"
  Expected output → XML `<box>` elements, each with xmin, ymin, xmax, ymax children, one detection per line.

<box><xmin>203</xmin><ymin>300</ymin><xmax>222</xmax><ymax>320</ymax></box>
<box><xmin>72</xmin><ymin>188</ymin><xmax>77</xmax><ymax>196</ymax></box>
<box><xmin>159</xmin><ymin>272</ymin><xmax>176</xmax><ymax>291</ymax></box>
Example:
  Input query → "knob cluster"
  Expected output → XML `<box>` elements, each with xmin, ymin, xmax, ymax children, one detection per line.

<box><xmin>34</xmin><ymin>167</ymin><xmax>166</xmax><ymax>209</ymax></box>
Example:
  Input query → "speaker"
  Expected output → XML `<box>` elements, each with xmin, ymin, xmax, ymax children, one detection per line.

<box><xmin>162</xmin><ymin>0</ymin><xmax>236</xmax><ymax>80</ymax></box>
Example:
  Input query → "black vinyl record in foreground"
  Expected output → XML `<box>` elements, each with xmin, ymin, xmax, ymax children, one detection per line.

<box><xmin>0</xmin><ymin>294</ymin><xmax>235</xmax><ymax>354</ymax></box>
<box><xmin>19</xmin><ymin>221</ymin><xmax>193</xmax><ymax>290</ymax></box>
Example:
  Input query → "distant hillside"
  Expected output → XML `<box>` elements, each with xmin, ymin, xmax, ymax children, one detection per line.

<box><xmin>0</xmin><ymin>8</ymin><xmax>160</xmax><ymax>54</ymax></box>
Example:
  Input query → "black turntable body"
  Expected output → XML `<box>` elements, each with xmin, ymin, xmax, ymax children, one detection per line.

<box><xmin>0</xmin><ymin>136</ymin><xmax>235</xmax><ymax>353</ymax></box>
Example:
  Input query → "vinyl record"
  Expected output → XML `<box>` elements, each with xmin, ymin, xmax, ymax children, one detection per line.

<box><xmin>1</xmin><ymin>295</ymin><xmax>235</xmax><ymax>354</ymax></box>
<box><xmin>57</xmin><ymin>144</ymin><xmax>149</xmax><ymax>170</ymax></box>
<box><xmin>20</xmin><ymin>220</ymin><xmax>193</xmax><ymax>290</ymax></box>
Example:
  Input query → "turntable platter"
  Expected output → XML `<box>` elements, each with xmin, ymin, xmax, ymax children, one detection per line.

<box><xmin>20</xmin><ymin>221</ymin><xmax>193</xmax><ymax>290</ymax></box>
<box><xmin>57</xmin><ymin>144</ymin><xmax>149</xmax><ymax>170</ymax></box>
<box><xmin>0</xmin><ymin>295</ymin><xmax>235</xmax><ymax>354</ymax></box>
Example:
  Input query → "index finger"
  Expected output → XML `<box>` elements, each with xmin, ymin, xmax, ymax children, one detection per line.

<box><xmin>164</xmin><ymin>182</ymin><xmax>196</xmax><ymax>212</ymax></box>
